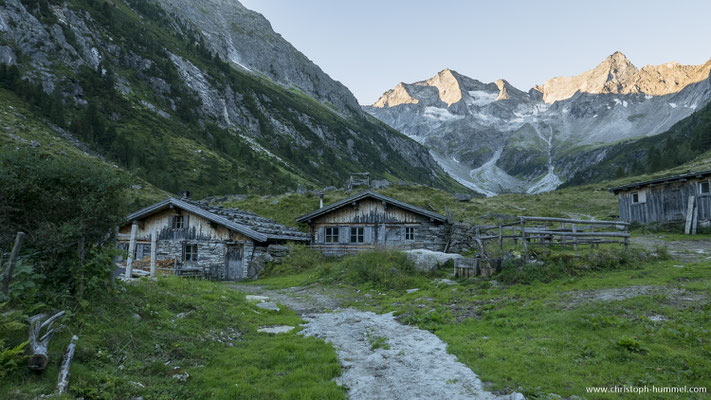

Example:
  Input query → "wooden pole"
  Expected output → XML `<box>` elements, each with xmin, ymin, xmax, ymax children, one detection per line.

<box><xmin>125</xmin><ymin>221</ymin><xmax>138</xmax><ymax>279</ymax></box>
<box><xmin>2</xmin><ymin>232</ymin><xmax>25</xmax><ymax>296</ymax></box>
<box><xmin>56</xmin><ymin>335</ymin><xmax>78</xmax><ymax>394</ymax></box>
<box><xmin>150</xmin><ymin>232</ymin><xmax>157</xmax><ymax>277</ymax></box>
<box><xmin>691</xmin><ymin>202</ymin><xmax>699</xmax><ymax>235</ymax></box>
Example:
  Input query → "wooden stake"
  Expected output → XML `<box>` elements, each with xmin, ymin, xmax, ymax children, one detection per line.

<box><xmin>125</xmin><ymin>221</ymin><xmax>138</xmax><ymax>279</ymax></box>
<box><xmin>56</xmin><ymin>335</ymin><xmax>78</xmax><ymax>394</ymax></box>
<box><xmin>2</xmin><ymin>232</ymin><xmax>25</xmax><ymax>296</ymax></box>
<box><xmin>150</xmin><ymin>232</ymin><xmax>157</xmax><ymax>277</ymax></box>
<box><xmin>498</xmin><ymin>223</ymin><xmax>503</xmax><ymax>255</ymax></box>
<box><xmin>572</xmin><ymin>223</ymin><xmax>578</xmax><ymax>251</ymax></box>
<box><xmin>520</xmin><ymin>218</ymin><xmax>528</xmax><ymax>261</ymax></box>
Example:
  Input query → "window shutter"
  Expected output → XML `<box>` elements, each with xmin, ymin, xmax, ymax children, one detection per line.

<box><xmin>400</xmin><ymin>226</ymin><xmax>405</xmax><ymax>240</ymax></box>
<box><xmin>184</xmin><ymin>214</ymin><xmax>190</xmax><ymax>230</ymax></box>
<box><xmin>378</xmin><ymin>225</ymin><xmax>386</xmax><ymax>244</ymax></box>
<box><xmin>339</xmin><ymin>226</ymin><xmax>349</xmax><ymax>243</ymax></box>
<box><xmin>317</xmin><ymin>227</ymin><xmax>325</xmax><ymax>243</ymax></box>
<box><xmin>364</xmin><ymin>226</ymin><xmax>373</xmax><ymax>243</ymax></box>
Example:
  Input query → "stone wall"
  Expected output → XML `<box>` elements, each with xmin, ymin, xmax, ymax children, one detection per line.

<box><xmin>446</xmin><ymin>223</ymin><xmax>491</xmax><ymax>254</ymax></box>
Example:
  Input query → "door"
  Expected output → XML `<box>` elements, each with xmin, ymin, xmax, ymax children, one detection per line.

<box><xmin>225</xmin><ymin>245</ymin><xmax>244</xmax><ymax>280</ymax></box>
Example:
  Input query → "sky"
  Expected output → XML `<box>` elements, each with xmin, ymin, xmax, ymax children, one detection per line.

<box><xmin>239</xmin><ymin>0</ymin><xmax>711</xmax><ymax>105</ymax></box>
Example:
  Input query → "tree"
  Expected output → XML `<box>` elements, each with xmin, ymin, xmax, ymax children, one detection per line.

<box><xmin>0</xmin><ymin>148</ymin><xmax>129</xmax><ymax>297</ymax></box>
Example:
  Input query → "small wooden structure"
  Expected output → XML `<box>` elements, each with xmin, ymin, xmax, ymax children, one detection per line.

<box><xmin>347</xmin><ymin>173</ymin><xmax>370</xmax><ymax>190</ymax></box>
<box><xmin>296</xmin><ymin>191</ymin><xmax>449</xmax><ymax>256</ymax></box>
<box><xmin>117</xmin><ymin>197</ymin><xmax>308</xmax><ymax>280</ymax></box>
<box><xmin>609</xmin><ymin>170</ymin><xmax>711</xmax><ymax>233</ymax></box>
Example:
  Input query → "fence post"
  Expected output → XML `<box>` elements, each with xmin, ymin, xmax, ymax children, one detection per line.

<box><xmin>498</xmin><ymin>223</ymin><xmax>503</xmax><ymax>255</ymax></box>
<box><xmin>572</xmin><ymin>223</ymin><xmax>578</xmax><ymax>251</ymax></box>
<box><xmin>1</xmin><ymin>232</ymin><xmax>25</xmax><ymax>296</ymax></box>
<box><xmin>520</xmin><ymin>218</ymin><xmax>528</xmax><ymax>261</ymax></box>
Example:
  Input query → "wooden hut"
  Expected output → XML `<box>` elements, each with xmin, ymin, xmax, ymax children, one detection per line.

<box><xmin>117</xmin><ymin>197</ymin><xmax>308</xmax><ymax>280</ymax></box>
<box><xmin>295</xmin><ymin>191</ymin><xmax>449</xmax><ymax>256</ymax></box>
<box><xmin>609</xmin><ymin>170</ymin><xmax>711</xmax><ymax>229</ymax></box>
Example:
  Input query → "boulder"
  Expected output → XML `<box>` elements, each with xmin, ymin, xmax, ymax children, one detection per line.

<box><xmin>403</xmin><ymin>249</ymin><xmax>463</xmax><ymax>273</ymax></box>
<box><xmin>453</xmin><ymin>193</ymin><xmax>473</xmax><ymax>202</ymax></box>
<box><xmin>371</xmin><ymin>179</ymin><xmax>391</xmax><ymax>189</ymax></box>
<box><xmin>267</xmin><ymin>244</ymin><xmax>290</xmax><ymax>258</ymax></box>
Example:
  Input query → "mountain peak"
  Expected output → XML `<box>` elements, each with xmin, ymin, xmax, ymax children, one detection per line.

<box><xmin>372</xmin><ymin>82</ymin><xmax>419</xmax><ymax>108</ymax></box>
<box><xmin>426</xmin><ymin>68</ymin><xmax>464</xmax><ymax>106</ymax></box>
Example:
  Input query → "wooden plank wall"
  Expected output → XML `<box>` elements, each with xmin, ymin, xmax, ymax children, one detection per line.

<box><xmin>617</xmin><ymin>178</ymin><xmax>711</xmax><ymax>224</ymax></box>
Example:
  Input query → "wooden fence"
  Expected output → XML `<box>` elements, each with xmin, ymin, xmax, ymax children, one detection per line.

<box><xmin>473</xmin><ymin>216</ymin><xmax>630</xmax><ymax>257</ymax></box>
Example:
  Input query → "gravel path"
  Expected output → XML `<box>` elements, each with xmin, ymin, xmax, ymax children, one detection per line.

<box><xmin>630</xmin><ymin>235</ymin><xmax>711</xmax><ymax>262</ymax></box>
<box><xmin>231</xmin><ymin>283</ymin><xmax>523</xmax><ymax>400</ymax></box>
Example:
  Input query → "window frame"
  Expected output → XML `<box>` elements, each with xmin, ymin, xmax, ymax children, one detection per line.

<box><xmin>700</xmin><ymin>180</ymin><xmax>711</xmax><ymax>195</ymax></box>
<box><xmin>183</xmin><ymin>244</ymin><xmax>198</xmax><ymax>262</ymax></box>
<box><xmin>405</xmin><ymin>226</ymin><xmax>415</xmax><ymax>241</ymax></box>
<box><xmin>324</xmin><ymin>227</ymin><xmax>338</xmax><ymax>243</ymax></box>
<box><xmin>173</xmin><ymin>215</ymin><xmax>185</xmax><ymax>229</ymax></box>
<box><xmin>350</xmin><ymin>227</ymin><xmax>364</xmax><ymax>243</ymax></box>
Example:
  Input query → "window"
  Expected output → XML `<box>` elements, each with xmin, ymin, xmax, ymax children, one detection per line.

<box><xmin>631</xmin><ymin>192</ymin><xmax>639</xmax><ymax>203</ymax></box>
<box><xmin>325</xmin><ymin>227</ymin><xmax>338</xmax><ymax>243</ymax></box>
<box><xmin>173</xmin><ymin>215</ymin><xmax>185</xmax><ymax>229</ymax></box>
<box><xmin>184</xmin><ymin>244</ymin><xmax>198</xmax><ymax>261</ymax></box>
<box><xmin>700</xmin><ymin>180</ymin><xmax>710</xmax><ymax>194</ymax></box>
<box><xmin>631</xmin><ymin>190</ymin><xmax>646</xmax><ymax>204</ymax></box>
<box><xmin>405</xmin><ymin>227</ymin><xmax>415</xmax><ymax>241</ymax></box>
<box><xmin>350</xmin><ymin>227</ymin><xmax>364</xmax><ymax>243</ymax></box>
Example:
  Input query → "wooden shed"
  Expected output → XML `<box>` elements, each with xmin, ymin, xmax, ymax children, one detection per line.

<box><xmin>295</xmin><ymin>191</ymin><xmax>449</xmax><ymax>256</ymax></box>
<box><xmin>117</xmin><ymin>197</ymin><xmax>308</xmax><ymax>280</ymax></box>
<box><xmin>609</xmin><ymin>170</ymin><xmax>711</xmax><ymax>229</ymax></box>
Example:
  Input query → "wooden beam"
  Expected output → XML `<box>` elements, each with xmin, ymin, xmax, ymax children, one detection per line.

<box><xmin>149</xmin><ymin>232</ymin><xmax>157</xmax><ymax>278</ymax></box>
<box><xmin>1</xmin><ymin>231</ymin><xmax>25</xmax><ymax>296</ymax></box>
<box><xmin>125</xmin><ymin>221</ymin><xmax>138</xmax><ymax>279</ymax></box>
<box><xmin>685</xmin><ymin>196</ymin><xmax>696</xmax><ymax>235</ymax></box>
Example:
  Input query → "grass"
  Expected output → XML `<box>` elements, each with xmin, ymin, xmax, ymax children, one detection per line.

<box><xmin>252</xmin><ymin>244</ymin><xmax>711</xmax><ymax>399</ymax></box>
<box><xmin>0</xmin><ymin>277</ymin><xmax>344</xmax><ymax>400</ymax></box>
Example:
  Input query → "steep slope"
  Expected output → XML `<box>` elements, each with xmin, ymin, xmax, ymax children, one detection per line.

<box><xmin>365</xmin><ymin>52</ymin><xmax>711</xmax><ymax>195</ymax></box>
<box><xmin>0</xmin><ymin>0</ymin><xmax>459</xmax><ymax>199</ymax></box>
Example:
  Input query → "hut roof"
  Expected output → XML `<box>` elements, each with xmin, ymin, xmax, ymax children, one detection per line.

<box><xmin>295</xmin><ymin>190</ymin><xmax>447</xmax><ymax>223</ymax></box>
<box><xmin>609</xmin><ymin>170</ymin><xmax>711</xmax><ymax>194</ymax></box>
<box><xmin>125</xmin><ymin>198</ymin><xmax>308</xmax><ymax>242</ymax></box>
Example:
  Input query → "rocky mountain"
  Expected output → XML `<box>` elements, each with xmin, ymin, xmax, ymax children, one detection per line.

<box><xmin>365</xmin><ymin>52</ymin><xmax>711</xmax><ymax>195</ymax></box>
<box><xmin>0</xmin><ymin>0</ymin><xmax>459</xmax><ymax>199</ymax></box>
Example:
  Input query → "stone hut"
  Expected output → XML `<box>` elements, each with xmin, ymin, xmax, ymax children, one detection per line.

<box><xmin>296</xmin><ymin>191</ymin><xmax>449</xmax><ymax>256</ymax></box>
<box><xmin>117</xmin><ymin>197</ymin><xmax>308</xmax><ymax>280</ymax></box>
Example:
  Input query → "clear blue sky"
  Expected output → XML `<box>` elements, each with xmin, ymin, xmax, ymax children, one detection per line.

<box><xmin>240</xmin><ymin>0</ymin><xmax>711</xmax><ymax>104</ymax></box>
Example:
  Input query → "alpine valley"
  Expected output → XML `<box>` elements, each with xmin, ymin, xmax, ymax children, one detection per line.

<box><xmin>365</xmin><ymin>52</ymin><xmax>711</xmax><ymax>195</ymax></box>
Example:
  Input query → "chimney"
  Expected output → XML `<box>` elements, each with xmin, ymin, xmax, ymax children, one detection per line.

<box><xmin>319</xmin><ymin>192</ymin><xmax>324</xmax><ymax>209</ymax></box>
<box><xmin>179</xmin><ymin>190</ymin><xmax>191</xmax><ymax>199</ymax></box>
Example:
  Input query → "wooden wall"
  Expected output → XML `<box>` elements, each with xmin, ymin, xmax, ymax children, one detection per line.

<box><xmin>617</xmin><ymin>178</ymin><xmax>711</xmax><ymax>225</ymax></box>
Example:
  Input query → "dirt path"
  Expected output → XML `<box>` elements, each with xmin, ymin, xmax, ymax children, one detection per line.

<box><xmin>631</xmin><ymin>235</ymin><xmax>711</xmax><ymax>262</ymax></box>
<box><xmin>230</xmin><ymin>283</ymin><xmax>522</xmax><ymax>400</ymax></box>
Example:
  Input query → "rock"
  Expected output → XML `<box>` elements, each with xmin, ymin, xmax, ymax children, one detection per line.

<box><xmin>245</xmin><ymin>295</ymin><xmax>269</xmax><ymax>303</ymax></box>
<box><xmin>405</xmin><ymin>288</ymin><xmax>419</xmax><ymax>294</ymax></box>
<box><xmin>30</xmin><ymin>140</ymin><xmax>40</xmax><ymax>148</ymax></box>
<box><xmin>258</xmin><ymin>325</ymin><xmax>294</xmax><ymax>334</ymax></box>
<box><xmin>371</xmin><ymin>179</ymin><xmax>391</xmax><ymax>189</ymax></box>
<box><xmin>130</xmin><ymin>313</ymin><xmax>141</xmax><ymax>322</ymax></box>
<box><xmin>436</xmin><ymin>278</ymin><xmax>458</xmax><ymax>286</ymax></box>
<box><xmin>255</xmin><ymin>302</ymin><xmax>280</xmax><ymax>312</ymax></box>
<box><xmin>403</xmin><ymin>249</ymin><xmax>462</xmax><ymax>272</ymax></box>
<box><xmin>0</xmin><ymin>45</ymin><xmax>16</xmax><ymax>65</ymax></box>
<box><xmin>453</xmin><ymin>193</ymin><xmax>473</xmax><ymax>202</ymax></box>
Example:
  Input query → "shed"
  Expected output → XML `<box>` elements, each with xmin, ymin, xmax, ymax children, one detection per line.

<box><xmin>295</xmin><ymin>191</ymin><xmax>449</xmax><ymax>255</ymax></box>
<box><xmin>117</xmin><ymin>197</ymin><xmax>308</xmax><ymax>280</ymax></box>
<box><xmin>609</xmin><ymin>170</ymin><xmax>711</xmax><ymax>228</ymax></box>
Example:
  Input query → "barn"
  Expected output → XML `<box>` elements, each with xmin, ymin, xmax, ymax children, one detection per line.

<box><xmin>295</xmin><ymin>191</ymin><xmax>450</xmax><ymax>255</ymax></box>
<box><xmin>609</xmin><ymin>170</ymin><xmax>711</xmax><ymax>229</ymax></box>
<box><xmin>117</xmin><ymin>197</ymin><xmax>308</xmax><ymax>280</ymax></box>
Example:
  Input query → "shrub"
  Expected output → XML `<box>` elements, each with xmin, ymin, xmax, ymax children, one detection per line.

<box><xmin>321</xmin><ymin>250</ymin><xmax>421</xmax><ymax>290</ymax></box>
<box><xmin>263</xmin><ymin>245</ymin><xmax>326</xmax><ymax>277</ymax></box>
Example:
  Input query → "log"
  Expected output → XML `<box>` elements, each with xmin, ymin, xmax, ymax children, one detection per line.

<box><xmin>125</xmin><ymin>221</ymin><xmax>138</xmax><ymax>279</ymax></box>
<box><xmin>56</xmin><ymin>335</ymin><xmax>78</xmax><ymax>394</ymax></box>
<box><xmin>2</xmin><ymin>232</ymin><xmax>25</xmax><ymax>296</ymax></box>
<box><xmin>685</xmin><ymin>196</ymin><xmax>695</xmax><ymax>235</ymax></box>
<box><xmin>27</xmin><ymin>311</ymin><xmax>66</xmax><ymax>371</ymax></box>
<box><xmin>519</xmin><ymin>216</ymin><xmax>629</xmax><ymax>226</ymax></box>
<box><xmin>150</xmin><ymin>232</ymin><xmax>157</xmax><ymax>278</ymax></box>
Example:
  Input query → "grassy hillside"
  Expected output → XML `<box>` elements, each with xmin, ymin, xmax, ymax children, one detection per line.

<box><xmin>0</xmin><ymin>0</ymin><xmax>462</xmax><ymax>199</ymax></box>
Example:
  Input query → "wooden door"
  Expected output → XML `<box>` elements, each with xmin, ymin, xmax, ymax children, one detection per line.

<box><xmin>225</xmin><ymin>245</ymin><xmax>244</xmax><ymax>280</ymax></box>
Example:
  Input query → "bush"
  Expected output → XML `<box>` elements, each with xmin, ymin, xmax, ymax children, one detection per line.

<box><xmin>322</xmin><ymin>250</ymin><xmax>421</xmax><ymax>290</ymax></box>
<box><xmin>497</xmin><ymin>246</ymin><xmax>646</xmax><ymax>285</ymax></box>
<box><xmin>263</xmin><ymin>245</ymin><xmax>326</xmax><ymax>277</ymax></box>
